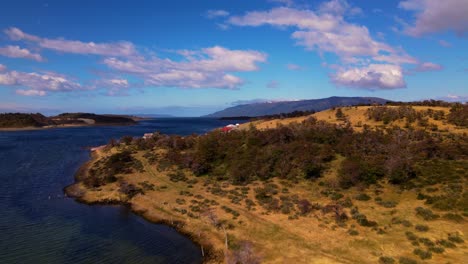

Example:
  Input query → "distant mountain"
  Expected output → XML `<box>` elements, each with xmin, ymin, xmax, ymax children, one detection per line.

<box><xmin>206</xmin><ymin>96</ymin><xmax>390</xmax><ymax>118</ymax></box>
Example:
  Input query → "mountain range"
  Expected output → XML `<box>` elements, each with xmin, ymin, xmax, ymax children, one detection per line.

<box><xmin>206</xmin><ymin>96</ymin><xmax>389</xmax><ymax>117</ymax></box>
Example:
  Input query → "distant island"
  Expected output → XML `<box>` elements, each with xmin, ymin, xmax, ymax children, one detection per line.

<box><xmin>0</xmin><ymin>112</ymin><xmax>141</xmax><ymax>130</ymax></box>
<box><xmin>66</xmin><ymin>101</ymin><xmax>467</xmax><ymax>263</ymax></box>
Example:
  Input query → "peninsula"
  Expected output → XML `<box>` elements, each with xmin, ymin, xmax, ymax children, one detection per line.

<box><xmin>66</xmin><ymin>102</ymin><xmax>467</xmax><ymax>264</ymax></box>
<box><xmin>0</xmin><ymin>112</ymin><xmax>140</xmax><ymax>131</ymax></box>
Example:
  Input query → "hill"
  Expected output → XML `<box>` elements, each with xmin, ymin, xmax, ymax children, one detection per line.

<box><xmin>0</xmin><ymin>112</ymin><xmax>137</xmax><ymax>129</ymax></box>
<box><xmin>0</xmin><ymin>113</ymin><xmax>55</xmax><ymax>128</ymax></box>
<box><xmin>67</xmin><ymin>103</ymin><xmax>467</xmax><ymax>264</ymax></box>
<box><xmin>206</xmin><ymin>96</ymin><xmax>389</xmax><ymax>117</ymax></box>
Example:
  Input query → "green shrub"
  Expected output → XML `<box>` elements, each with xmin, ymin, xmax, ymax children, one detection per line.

<box><xmin>348</xmin><ymin>229</ymin><xmax>359</xmax><ymax>236</ymax></box>
<box><xmin>428</xmin><ymin>246</ymin><xmax>444</xmax><ymax>254</ymax></box>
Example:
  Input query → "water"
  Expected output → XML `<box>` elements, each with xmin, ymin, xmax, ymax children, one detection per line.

<box><xmin>0</xmin><ymin>118</ymin><xmax>242</xmax><ymax>264</ymax></box>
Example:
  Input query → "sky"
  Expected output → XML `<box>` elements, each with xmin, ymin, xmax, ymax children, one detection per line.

<box><xmin>0</xmin><ymin>0</ymin><xmax>467</xmax><ymax>116</ymax></box>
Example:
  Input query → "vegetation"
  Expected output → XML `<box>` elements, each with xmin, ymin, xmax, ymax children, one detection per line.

<box><xmin>0</xmin><ymin>112</ymin><xmax>136</xmax><ymax>129</ymax></box>
<box><xmin>66</xmin><ymin>104</ymin><xmax>468</xmax><ymax>264</ymax></box>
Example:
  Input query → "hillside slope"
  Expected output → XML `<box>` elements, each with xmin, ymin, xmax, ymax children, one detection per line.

<box><xmin>206</xmin><ymin>96</ymin><xmax>389</xmax><ymax>117</ymax></box>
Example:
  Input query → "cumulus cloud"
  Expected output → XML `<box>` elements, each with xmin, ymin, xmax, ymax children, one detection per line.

<box><xmin>399</xmin><ymin>0</ymin><xmax>468</xmax><ymax>36</ymax></box>
<box><xmin>103</xmin><ymin>46</ymin><xmax>267</xmax><ymax>89</ymax></box>
<box><xmin>228</xmin><ymin>1</ymin><xmax>422</xmax><ymax>90</ymax></box>
<box><xmin>205</xmin><ymin>10</ymin><xmax>229</xmax><ymax>19</ymax></box>
<box><xmin>0</xmin><ymin>70</ymin><xmax>84</xmax><ymax>96</ymax></box>
<box><xmin>0</xmin><ymin>45</ymin><xmax>44</xmax><ymax>61</ymax></box>
<box><xmin>5</xmin><ymin>27</ymin><xmax>137</xmax><ymax>57</ymax></box>
<box><xmin>0</xmin><ymin>64</ymin><xmax>6</xmax><ymax>72</ymax></box>
<box><xmin>2</xmin><ymin>27</ymin><xmax>267</xmax><ymax>92</ymax></box>
<box><xmin>332</xmin><ymin>64</ymin><xmax>406</xmax><ymax>90</ymax></box>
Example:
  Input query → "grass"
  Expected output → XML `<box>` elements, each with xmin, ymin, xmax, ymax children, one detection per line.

<box><xmin>67</xmin><ymin>107</ymin><xmax>468</xmax><ymax>264</ymax></box>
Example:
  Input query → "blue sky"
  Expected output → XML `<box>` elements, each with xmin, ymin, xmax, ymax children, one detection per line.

<box><xmin>0</xmin><ymin>0</ymin><xmax>466</xmax><ymax>116</ymax></box>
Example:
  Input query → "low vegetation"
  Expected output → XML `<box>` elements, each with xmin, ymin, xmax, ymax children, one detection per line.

<box><xmin>66</xmin><ymin>104</ymin><xmax>467</xmax><ymax>263</ymax></box>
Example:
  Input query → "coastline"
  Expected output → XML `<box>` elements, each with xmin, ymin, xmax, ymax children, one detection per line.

<box><xmin>64</xmin><ymin>150</ymin><xmax>223</xmax><ymax>264</ymax></box>
<box><xmin>0</xmin><ymin>122</ymin><xmax>138</xmax><ymax>132</ymax></box>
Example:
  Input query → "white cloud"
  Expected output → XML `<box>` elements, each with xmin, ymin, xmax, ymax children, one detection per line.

<box><xmin>227</xmin><ymin>1</ymin><xmax>422</xmax><ymax>90</ymax></box>
<box><xmin>5</xmin><ymin>27</ymin><xmax>137</xmax><ymax>57</ymax></box>
<box><xmin>414</xmin><ymin>62</ymin><xmax>443</xmax><ymax>72</ymax></box>
<box><xmin>332</xmin><ymin>64</ymin><xmax>406</xmax><ymax>90</ymax></box>
<box><xmin>3</xmin><ymin>27</ymin><xmax>267</xmax><ymax>91</ymax></box>
<box><xmin>206</xmin><ymin>10</ymin><xmax>230</xmax><ymax>19</ymax></box>
<box><xmin>318</xmin><ymin>0</ymin><xmax>362</xmax><ymax>16</ymax></box>
<box><xmin>103</xmin><ymin>46</ymin><xmax>267</xmax><ymax>89</ymax></box>
<box><xmin>16</xmin><ymin>89</ymin><xmax>46</xmax><ymax>96</ymax></box>
<box><xmin>0</xmin><ymin>64</ymin><xmax>6</xmax><ymax>72</ymax></box>
<box><xmin>399</xmin><ymin>0</ymin><xmax>468</xmax><ymax>36</ymax></box>
<box><xmin>0</xmin><ymin>70</ymin><xmax>84</xmax><ymax>96</ymax></box>
<box><xmin>0</xmin><ymin>45</ymin><xmax>44</xmax><ymax>61</ymax></box>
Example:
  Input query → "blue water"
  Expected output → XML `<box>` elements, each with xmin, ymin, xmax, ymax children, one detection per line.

<box><xmin>0</xmin><ymin>118</ymin><xmax>242</xmax><ymax>264</ymax></box>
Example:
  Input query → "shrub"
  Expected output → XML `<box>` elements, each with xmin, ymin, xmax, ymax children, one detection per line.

<box><xmin>348</xmin><ymin>229</ymin><xmax>359</xmax><ymax>236</ymax></box>
<box><xmin>398</xmin><ymin>256</ymin><xmax>418</xmax><ymax>264</ymax></box>
<box><xmin>448</xmin><ymin>233</ymin><xmax>464</xmax><ymax>244</ymax></box>
<box><xmin>443</xmin><ymin>213</ymin><xmax>464</xmax><ymax>223</ymax></box>
<box><xmin>168</xmin><ymin>171</ymin><xmax>188</xmax><ymax>182</ymax></box>
<box><xmin>414</xmin><ymin>225</ymin><xmax>429</xmax><ymax>232</ymax></box>
<box><xmin>415</xmin><ymin>207</ymin><xmax>440</xmax><ymax>220</ymax></box>
<box><xmin>413</xmin><ymin>248</ymin><xmax>432</xmax><ymax>260</ymax></box>
<box><xmin>437</xmin><ymin>239</ymin><xmax>456</xmax><ymax>248</ymax></box>
<box><xmin>354</xmin><ymin>193</ymin><xmax>371</xmax><ymax>201</ymax></box>
<box><xmin>428</xmin><ymin>246</ymin><xmax>444</xmax><ymax>254</ymax></box>
<box><xmin>379</xmin><ymin>256</ymin><xmax>395</xmax><ymax>264</ymax></box>
<box><xmin>405</xmin><ymin>231</ymin><xmax>418</xmax><ymax>241</ymax></box>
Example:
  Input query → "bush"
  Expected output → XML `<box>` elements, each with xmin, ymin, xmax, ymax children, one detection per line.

<box><xmin>413</xmin><ymin>248</ymin><xmax>432</xmax><ymax>260</ymax></box>
<box><xmin>415</xmin><ymin>207</ymin><xmax>440</xmax><ymax>220</ymax></box>
<box><xmin>348</xmin><ymin>229</ymin><xmax>359</xmax><ymax>236</ymax></box>
<box><xmin>354</xmin><ymin>193</ymin><xmax>371</xmax><ymax>201</ymax></box>
<box><xmin>379</xmin><ymin>256</ymin><xmax>395</xmax><ymax>264</ymax></box>
<box><xmin>168</xmin><ymin>171</ymin><xmax>188</xmax><ymax>182</ymax></box>
<box><xmin>414</xmin><ymin>225</ymin><xmax>429</xmax><ymax>232</ymax></box>
<box><xmin>398</xmin><ymin>256</ymin><xmax>418</xmax><ymax>264</ymax></box>
<box><xmin>443</xmin><ymin>213</ymin><xmax>464</xmax><ymax>223</ymax></box>
<box><xmin>448</xmin><ymin>233</ymin><xmax>464</xmax><ymax>244</ymax></box>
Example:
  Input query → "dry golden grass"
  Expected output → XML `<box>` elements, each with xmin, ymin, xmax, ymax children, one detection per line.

<box><xmin>69</xmin><ymin>146</ymin><xmax>468</xmax><ymax>264</ymax></box>
<box><xmin>242</xmin><ymin>106</ymin><xmax>468</xmax><ymax>135</ymax></box>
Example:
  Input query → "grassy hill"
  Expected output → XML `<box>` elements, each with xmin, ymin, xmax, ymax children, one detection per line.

<box><xmin>66</xmin><ymin>103</ymin><xmax>467</xmax><ymax>264</ymax></box>
<box><xmin>244</xmin><ymin>105</ymin><xmax>467</xmax><ymax>134</ymax></box>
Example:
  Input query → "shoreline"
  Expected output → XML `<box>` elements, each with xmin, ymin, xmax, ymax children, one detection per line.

<box><xmin>64</xmin><ymin>151</ymin><xmax>222</xmax><ymax>263</ymax></box>
<box><xmin>0</xmin><ymin>122</ymin><xmax>138</xmax><ymax>132</ymax></box>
